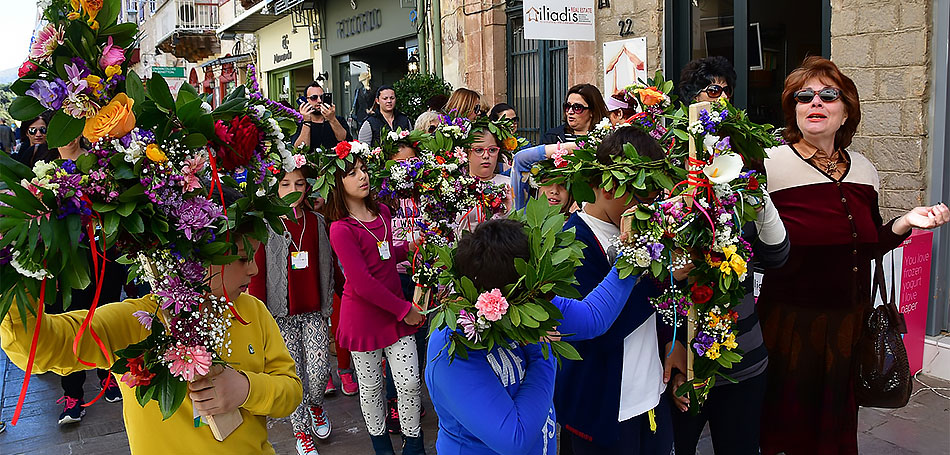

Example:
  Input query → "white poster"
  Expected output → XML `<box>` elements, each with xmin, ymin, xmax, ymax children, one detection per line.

<box><xmin>603</xmin><ymin>37</ymin><xmax>647</xmax><ymax>97</ymax></box>
<box><xmin>523</xmin><ymin>0</ymin><xmax>596</xmax><ymax>42</ymax></box>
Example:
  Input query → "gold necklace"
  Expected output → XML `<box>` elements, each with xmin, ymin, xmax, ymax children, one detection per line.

<box><xmin>801</xmin><ymin>140</ymin><xmax>843</xmax><ymax>175</ymax></box>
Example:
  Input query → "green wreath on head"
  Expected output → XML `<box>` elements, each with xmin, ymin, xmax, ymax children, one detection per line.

<box><xmin>304</xmin><ymin>140</ymin><xmax>375</xmax><ymax>200</ymax></box>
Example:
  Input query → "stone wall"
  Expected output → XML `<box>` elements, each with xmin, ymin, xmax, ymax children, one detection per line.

<box><xmin>831</xmin><ymin>0</ymin><xmax>931</xmax><ymax>220</ymax></box>
<box><xmin>438</xmin><ymin>0</ymin><xmax>507</xmax><ymax>105</ymax></box>
<box><xmin>573</xmin><ymin>0</ymin><xmax>664</xmax><ymax>91</ymax></box>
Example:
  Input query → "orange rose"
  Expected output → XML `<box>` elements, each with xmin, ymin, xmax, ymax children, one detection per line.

<box><xmin>83</xmin><ymin>93</ymin><xmax>135</xmax><ymax>143</ymax></box>
<box><xmin>637</xmin><ymin>87</ymin><xmax>666</xmax><ymax>106</ymax></box>
<box><xmin>503</xmin><ymin>136</ymin><xmax>518</xmax><ymax>151</ymax></box>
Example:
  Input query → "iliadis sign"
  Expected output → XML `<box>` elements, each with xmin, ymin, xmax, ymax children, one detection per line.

<box><xmin>523</xmin><ymin>0</ymin><xmax>596</xmax><ymax>41</ymax></box>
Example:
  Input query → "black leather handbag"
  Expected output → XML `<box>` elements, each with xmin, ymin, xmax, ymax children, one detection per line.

<box><xmin>854</xmin><ymin>256</ymin><xmax>912</xmax><ymax>408</ymax></box>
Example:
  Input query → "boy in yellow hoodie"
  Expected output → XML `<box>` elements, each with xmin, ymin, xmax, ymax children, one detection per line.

<box><xmin>1</xmin><ymin>236</ymin><xmax>303</xmax><ymax>454</ymax></box>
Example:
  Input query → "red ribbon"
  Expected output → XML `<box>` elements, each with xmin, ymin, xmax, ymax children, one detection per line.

<box><xmin>207</xmin><ymin>149</ymin><xmax>227</xmax><ymax>215</ymax></box>
<box><xmin>672</xmin><ymin>157</ymin><xmax>718</xmax><ymax>242</ymax></box>
<box><xmin>12</xmin><ymin>278</ymin><xmax>46</xmax><ymax>425</ymax></box>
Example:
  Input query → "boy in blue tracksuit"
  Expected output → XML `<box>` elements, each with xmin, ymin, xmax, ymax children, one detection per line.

<box><xmin>425</xmin><ymin>218</ymin><xmax>655</xmax><ymax>455</ymax></box>
<box><xmin>555</xmin><ymin>127</ymin><xmax>679</xmax><ymax>454</ymax></box>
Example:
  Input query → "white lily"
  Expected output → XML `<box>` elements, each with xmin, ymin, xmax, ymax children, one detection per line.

<box><xmin>703</xmin><ymin>134</ymin><xmax>721</xmax><ymax>155</ymax></box>
<box><xmin>703</xmin><ymin>153</ymin><xmax>744</xmax><ymax>184</ymax></box>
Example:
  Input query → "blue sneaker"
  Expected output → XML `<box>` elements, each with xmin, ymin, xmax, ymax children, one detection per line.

<box><xmin>57</xmin><ymin>396</ymin><xmax>85</xmax><ymax>425</ymax></box>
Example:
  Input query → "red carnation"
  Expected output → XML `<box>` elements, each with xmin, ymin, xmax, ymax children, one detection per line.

<box><xmin>691</xmin><ymin>284</ymin><xmax>713</xmax><ymax>304</ymax></box>
<box><xmin>747</xmin><ymin>176</ymin><xmax>760</xmax><ymax>190</ymax></box>
<box><xmin>334</xmin><ymin>141</ymin><xmax>352</xmax><ymax>159</ymax></box>
<box><xmin>18</xmin><ymin>61</ymin><xmax>38</xmax><ymax>78</ymax></box>
<box><xmin>215</xmin><ymin>115</ymin><xmax>260</xmax><ymax>170</ymax></box>
<box><xmin>120</xmin><ymin>356</ymin><xmax>156</xmax><ymax>388</ymax></box>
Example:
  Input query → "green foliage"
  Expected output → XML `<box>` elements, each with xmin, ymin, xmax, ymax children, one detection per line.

<box><xmin>393</xmin><ymin>72</ymin><xmax>452</xmax><ymax>120</ymax></box>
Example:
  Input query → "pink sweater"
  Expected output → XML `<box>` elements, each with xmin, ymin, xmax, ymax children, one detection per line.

<box><xmin>329</xmin><ymin>204</ymin><xmax>418</xmax><ymax>352</ymax></box>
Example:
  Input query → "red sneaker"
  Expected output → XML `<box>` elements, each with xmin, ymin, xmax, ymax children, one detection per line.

<box><xmin>339</xmin><ymin>372</ymin><xmax>358</xmax><ymax>396</ymax></box>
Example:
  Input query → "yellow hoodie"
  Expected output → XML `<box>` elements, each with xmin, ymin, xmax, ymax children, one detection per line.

<box><xmin>1</xmin><ymin>293</ymin><xmax>302</xmax><ymax>454</ymax></box>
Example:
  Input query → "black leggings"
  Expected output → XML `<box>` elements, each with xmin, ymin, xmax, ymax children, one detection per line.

<box><xmin>671</xmin><ymin>372</ymin><xmax>768</xmax><ymax>455</ymax></box>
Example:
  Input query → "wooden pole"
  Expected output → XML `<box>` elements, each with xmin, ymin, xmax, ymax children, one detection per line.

<box><xmin>685</xmin><ymin>101</ymin><xmax>709</xmax><ymax>382</ymax></box>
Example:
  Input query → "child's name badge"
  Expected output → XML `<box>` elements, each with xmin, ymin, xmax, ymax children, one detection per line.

<box><xmin>377</xmin><ymin>241</ymin><xmax>391</xmax><ymax>260</ymax></box>
<box><xmin>290</xmin><ymin>251</ymin><xmax>309</xmax><ymax>269</ymax></box>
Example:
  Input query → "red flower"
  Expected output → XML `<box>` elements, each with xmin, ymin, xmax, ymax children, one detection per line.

<box><xmin>120</xmin><ymin>356</ymin><xmax>156</xmax><ymax>388</ymax></box>
<box><xmin>334</xmin><ymin>141</ymin><xmax>352</xmax><ymax>159</ymax></box>
<box><xmin>691</xmin><ymin>284</ymin><xmax>713</xmax><ymax>304</ymax></box>
<box><xmin>214</xmin><ymin>116</ymin><xmax>260</xmax><ymax>170</ymax></box>
<box><xmin>747</xmin><ymin>177</ymin><xmax>760</xmax><ymax>190</ymax></box>
<box><xmin>18</xmin><ymin>61</ymin><xmax>38</xmax><ymax>78</ymax></box>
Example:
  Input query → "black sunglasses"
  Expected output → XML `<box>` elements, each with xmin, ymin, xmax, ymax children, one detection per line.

<box><xmin>28</xmin><ymin>127</ymin><xmax>47</xmax><ymax>135</ymax></box>
<box><xmin>700</xmin><ymin>84</ymin><xmax>732</xmax><ymax>98</ymax></box>
<box><xmin>563</xmin><ymin>103</ymin><xmax>589</xmax><ymax>113</ymax></box>
<box><xmin>307</xmin><ymin>94</ymin><xmax>323</xmax><ymax>101</ymax></box>
<box><xmin>794</xmin><ymin>88</ymin><xmax>841</xmax><ymax>104</ymax></box>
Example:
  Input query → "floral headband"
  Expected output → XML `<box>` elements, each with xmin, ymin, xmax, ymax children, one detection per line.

<box><xmin>306</xmin><ymin>140</ymin><xmax>374</xmax><ymax>199</ymax></box>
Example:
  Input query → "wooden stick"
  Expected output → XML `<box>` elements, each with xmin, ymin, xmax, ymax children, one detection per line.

<box><xmin>685</xmin><ymin>101</ymin><xmax>709</xmax><ymax>382</ymax></box>
<box><xmin>412</xmin><ymin>286</ymin><xmax>431</xmax><ymax>311</ymax></box>
<box><xmin>207</xmin><ymin>409</ymin><xmax>243</xmax><ymax>441</ymax></box>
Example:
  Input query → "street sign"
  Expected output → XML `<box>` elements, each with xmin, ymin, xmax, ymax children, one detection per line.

<box><xmin>152</xmin><ymin>66</ymin><xmax>186</xmax><ymax>78</ymax></box>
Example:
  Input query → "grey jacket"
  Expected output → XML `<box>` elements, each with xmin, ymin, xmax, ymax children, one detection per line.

<box><xmin>263</xmin><ymin>211</ymin><xmax>335</xmax><ymax>318</ymax></box>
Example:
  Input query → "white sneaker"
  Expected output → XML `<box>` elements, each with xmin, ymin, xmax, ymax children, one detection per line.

<box><xmin>295</xmin><ymin>431</ymin><xmax>319</xmax><ymax>455</ymax></box>
<box><xmin>308</xmin><ymin>405</ymin><xmax>332</xmax><ymax>439</ymax></box>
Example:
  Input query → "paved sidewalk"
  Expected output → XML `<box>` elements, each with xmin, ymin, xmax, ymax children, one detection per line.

<box><xmin>1</xmin><ymin>346</ymin><xmax>948</xmax><ymax>454</ymax></box>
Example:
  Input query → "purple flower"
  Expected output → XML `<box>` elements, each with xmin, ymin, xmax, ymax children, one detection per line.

<box><xmin>26</xmin><ymin>79</ymin><xmax>67</xmax><ymax>110</ymax></box>
<box><xmin>456</xmin><ymin>309</ymin><xmax>481</xmax><ymax>342</ymax></box>
<box><xmin>647</xmin><ymin>243</ymin><xmax>664</xmax><ymax>261</ymax></box>
<box><xmin>132</xmin><ymin>310</ymin><xmax>153</xmax><ymax>327</ymax></box>
<box><xmin>154</xmin><ymin>276</ymin><xmax>204</xmax><ymax>314</ymax></box>
<box><xmin>61</xmin><ymin>159</ymin><xmax>77</xmax><ymax>174</ymax></box>
<box><xmin>179</xmin><ymin>260</ymin><xmax>207</xmax><ymax>282</ymax></box>
<box><xmin>715</xmin><ymin>136</ymin><xmax>731</xmax><ymax>152</ymax></box>
<box><xmin>0</xmin><ymin>246</ymin><xmax>11</xmax><ymax>266</ymax></box>
<box><xmin>174</xmin><ymin>197</ymin><xmax>224</xmax><ymax>240</ymax></box>
<box><xmin>64</xmin><ymin>63</ymin><xmax>89</xmax><ymax>94</ymax></box>
<box><xmin>693</xmin><ymin>332</ymin><xmax>715</xmax><ymax>357</ymax></box>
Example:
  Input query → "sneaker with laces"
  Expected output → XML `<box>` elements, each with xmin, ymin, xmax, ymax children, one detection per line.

<box><xmin>57</xmin><ymin>396</ymin><xmax>85</xmax><ymax>425</ymax></box>
<box><xmin>324</xmin><ymin>376</ymin><xmax>337</xmax><ymax>396</ymax></box>
<box><xmin>308</xmin><ymin>406</ymin><xmax>332</xmax><ymax>439</ymax></box>
<box><xmin>294</xmin><ymin>431</ymin><xmax>319</xmax><ymax>455</ymax></box>
<box><xmin>386</xmin><ymin>398</ymin><xmax>401</xmax><ymax>435</ymax></box>
<box><xmin>339</xmin><ymin>372</ymin><xmax>358</xmax><ymax>396</ymax></box>
<box><xmin>101</xmin><ymin>376</ymin><xmax>122</xmax><ymax>403</ymax></box>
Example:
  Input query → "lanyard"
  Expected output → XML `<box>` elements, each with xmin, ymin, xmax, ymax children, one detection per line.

<box><xmin>281</xmin><ymin>209</ymin><xmax>307</xmax><ymax>251</ymax></box>
<box><xmin>352</xmin><ymin>214</ymin><xmax>388</xmax><ymax>244</ymax></box>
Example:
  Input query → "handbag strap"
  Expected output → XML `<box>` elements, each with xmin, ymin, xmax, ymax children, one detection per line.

<box><xmin>872</xmin><ymin>255</ymin><xmax>908</xmax><ymax>334</ymax></box>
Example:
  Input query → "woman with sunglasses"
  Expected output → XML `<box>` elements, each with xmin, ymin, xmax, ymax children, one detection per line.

<box><xmin>671</xmin><ymin>56</ymin><xmax>788</xmax><ymax>455</ymax></box>
<box><xmin>13</xmin><ymin>113</ymin><xmax>50</xmax><ymax>166</ymax></box>
<box><xmin>757</xmin><ymin>57</ymin><xmax>949</xmax><ymax>455</ymax></box>
<box><xmin>677</xmin><ymin>56</ymin><xmax>735</xmax><ymax>103</ymax></box>
<box><xmin>444</xmin><ymin>88</ymin><xmax>484</xmax><ymax>121</ymax></box>
<box><xmin>541</xmin><ymin>84</ymin><xmax>610</xmax><ymax>145</ymax></box>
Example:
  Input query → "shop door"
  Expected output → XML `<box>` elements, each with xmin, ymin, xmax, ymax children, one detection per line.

<box><xmin>665</xmin><ymin>0</ymin><xmax>830</xmax><ymax>126</ymax></box>
<box><xmin>506</xmin><ymin>1</ymin><xmax>568</xmax><ymax>145</ymax></box>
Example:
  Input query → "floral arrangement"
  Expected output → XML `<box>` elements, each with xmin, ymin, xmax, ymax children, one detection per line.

<box><xmin>611</xmin><ymin>96</ymin><xmax>777</xmax><ymax>411</ymax></box>
<box><xmin>1</xmin><ymin>0</ymin><xmax>298</xmax><ymax>424</ymax></box>
<box><xmin>427</xmin><ymin>198</ymin><xmax>586</xmax><ymax>362</ymax></box>
<box><xmin>305</xmin><ymin>139</ymin><xmax>373</xmax><ymax>199</ymax></box>
<box><xmin>245</xmin><ymin>63</ymin><xmax>303</xmax><ymax>123</ymax></box>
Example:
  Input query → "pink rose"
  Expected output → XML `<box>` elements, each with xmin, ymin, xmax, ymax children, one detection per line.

<box><xmin>292</xmin><ymin>153</ymin><xmax>307</xmax><ymax>169</ymax></box>
<box><xmin>474</xmin><ymin>288</ymin><xmax>509</xmax><ymax>322</ymax></box>
<box><xmin>99</xmin><ymin>37</ymin><xmax>126</xmax><ymax>69</ymax></box>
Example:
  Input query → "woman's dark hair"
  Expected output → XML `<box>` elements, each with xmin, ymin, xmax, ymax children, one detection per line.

<box><xmin>596</xmin><ymin>126</ymin><xmax>665</xmax><ymax>163</ymax></box>
<box><xmin>563</xmin><ymin>84</ymin><xmax>610</xmax><ymax>134</ymax></box>
<box><xmin>375</xmin><ymin>85</ymin><xmax>395</xmax><ymax>99</ymax></box>
<box><xmin>678</xmin><ymin>56</ymin><xmax>737</xmax><ymax>102</ymax></box>
<box><xmin>21</xmin><ymin>112</ymin><xmax>51</xmax><ymax>132</ymax></box>
<box><xmin>488</xmin><ymin>103</ymin><xmax>516</xmax><ymax>121</ymax></box>
<box><xmin>455</xmin><ymin>218</ymin><xmax>530</xmax><ymax>291</ymax></box>
<box><xmin>781</xmin><ymin>56</ymin><xmax>861</xmax><ymax>150</ymax></box>
<box><xmin>321</xmin><ymin>158</ymin><xmax>379</xmax><ymax>222</ymax></box>
<box><xmin>427</xmin><ymin>94</ymin><xmax>449</xmax><ymax>112</ymax></box>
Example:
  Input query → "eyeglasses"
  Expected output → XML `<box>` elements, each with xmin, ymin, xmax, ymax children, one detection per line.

<box><xmin>700</xmin><ymin>84</ymin><xmax>732</xmax><ymax>99</ymax></box>
<box><xmin>508</xmin><ymin>116</ymin><xmax>520</xmax><ymax>123</ymax></box>
<box><xmin>793</xmin><ymin>88</ymin><xmax>841</xmax><ymax>104</ymax></box>
<box><xmin>307</xmin><ymin>94</ymin><xmax>322</xmax><ymax>101</ymax></box>
<box><xmin>472</xmin><ymin>146</ymin><xmax>500</xmax><ymax>156</ymax></box>
<box><xmin>28</xmin><ymin>127</ymin><xmax>47</xmax><ymax>135</ymax></box>
<box><xmin>563</xmin><ymin>103</ymin><xmax>590</xmax><ymax>114</ymax></box>
<box><xmin>427</xmin><ymin>125</ymin><xmax>437</xmax><ymax>133</ymax></box>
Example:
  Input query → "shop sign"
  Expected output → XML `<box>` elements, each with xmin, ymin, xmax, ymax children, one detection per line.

<box><xmin>152</xmin><ymin>66</ymin><xmax>185</xmax><ymax>78</ymax></box>
<box><xmin>336</xmin><ymin>8</ymin><xmax>383</xmax><ymax>39</ymax></box>
<box><xmin>523</xmin><ymin>0</ymin><xmax>595</xmax><ymax>41</ymax></box>
<box><xmin>274</xmin><ymin>34</ymin><xmax>294</xmax><ymax>65</ymax></box>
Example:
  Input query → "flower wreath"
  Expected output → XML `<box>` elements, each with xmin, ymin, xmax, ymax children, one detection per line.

<box><xmin>427</xmin><ymin>198</ymin><xmax>586</xmax><ymax>362</ymax></box>
<box><xmin>470</xmin><ymin>115</ymin><xmax>525</xmax><ymax>160</ymax></box>
<box><xmin>306</xmin><ymin>140</ymin><xmax>373</xmax><ymax>199</ymax></box>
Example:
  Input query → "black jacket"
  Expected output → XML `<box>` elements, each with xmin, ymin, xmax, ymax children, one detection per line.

<box><xmin>359</xmin><ymin>110</ymin><xmax>412</xmax><ymax>147</ymax></box>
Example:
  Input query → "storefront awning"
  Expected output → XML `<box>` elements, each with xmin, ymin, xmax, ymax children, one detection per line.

<box><xmin>200</xmin><ymin>53</ymin><xmax>253</xmax><ymax>68</ymax></box>
<box><xmin>217</xmin><ymin>0</ymin><xmax>282</xmax><ymax>35</ymax></box>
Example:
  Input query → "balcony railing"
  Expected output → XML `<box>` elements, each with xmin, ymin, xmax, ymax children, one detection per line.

<box><xmin>154</xmin><ymin>0</ymin><xmax>220</xmax><ymax>43</ymax></box>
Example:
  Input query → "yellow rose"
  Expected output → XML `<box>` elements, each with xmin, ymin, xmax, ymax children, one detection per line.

<box><xmin>145</xmin><ymin>144</ymin><xmax>167</xmax><ymax>163</ymax></box>
<box><xmin>719</xmin><ymin>261</ymin><xmax>732</xmax><ymax>275</ymax></box>
<box><xmin>722</xmin><ymin>333</ymin><xmax>738</xmax><ymax>350</ymax></box>
<box><xmin>722</xmin><ymin>245</ymin><xmax>737</xmax><ymax>259</ymax></box>
<box><xmin>730</xmin><ymin>254</ymin><xmax>747</xmax><ymax>277</ymax></box>
<box><xmin>706</xmin><ymin>343</ymin><xmax>721</xmax><ymax>360</ymax></box>
<box><xmin>83</xmin><ymin>93</ymin><xmax>135</xmax><ymax>143</ymax></box>
<box><xmin>105</xmin><ymin>65</ymin><xmax>122</xmax><ymax>79</ymax></box>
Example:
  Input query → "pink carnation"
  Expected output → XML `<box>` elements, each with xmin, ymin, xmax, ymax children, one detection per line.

<box><xmin>99</xmin><ymin>36</ymin><xmax>126</xmax><ymax>69</ymax></box>
<box><xmin>164</xmin><ymin>344</ymin><xmax>212</xmax><ymax>382</ymax></box>
<box><xmin>474</xmin><ymin>288</ymin><xmax>509</xmax><ymax>322</ymax></box>
<box><xmin>453</xmin><ymin>146</ymin><xmax>468</xmax><ymax>163</ymax></box>
<box><xmin>551</xmin><ymin>147</ymin><xmax>572</xmax><ymax>168</ymax></box>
